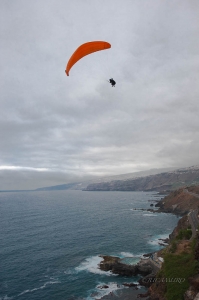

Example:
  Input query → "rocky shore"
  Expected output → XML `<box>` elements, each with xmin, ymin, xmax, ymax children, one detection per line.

<box><xmin>97</xmin><ymin>221</ymin><xmax>167</xmax><ymax>299</ymax></box>
<box><xmin>98</xmin><ymin>253</ymin><xmax>161</xmax><ymax>299</ymax></box>
<box><xmin>99</xmin><ymin>254</ymin><xmax>159</xmax><ymax>278</ymax></box>
<box><xmin>98</xmin><ymin>186</ymin><xmax>199</xmax><ymax>300</ymax></box>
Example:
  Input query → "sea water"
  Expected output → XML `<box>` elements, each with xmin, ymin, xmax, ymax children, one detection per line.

<box><xmin>0</xmin><ymin>190</ymin><xmax>179</xmax><ymax>300</ymax></box>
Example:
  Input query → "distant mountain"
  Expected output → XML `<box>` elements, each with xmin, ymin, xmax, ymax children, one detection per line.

<box><xmin>85</xmin><ymin>165</ymin><xmax>199</xmax><ymax>192</ymax></box>
<box><xmin>33</xmin><ymin>166</ymin><xmax>199</xmax><ymax>192</ymax></box>
<box><xmin>35</xmin><ymin>182</ymin><xmax>79</xmax><ymax>191</ymax></box>
<box><xmin>34</xmin><ymin>167</ymin><xmax>177</xmax><ymax>191</ymax></box>
<box><xmin>1</xmin><ymin>165</ymin><xmax>198</xmax><ymax>193</ymax></box>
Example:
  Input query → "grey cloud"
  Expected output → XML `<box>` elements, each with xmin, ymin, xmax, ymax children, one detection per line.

<box><xmin>0</xmin><ymin>0</ymin><xmax>199</xmax><ymax>189</ymax></box>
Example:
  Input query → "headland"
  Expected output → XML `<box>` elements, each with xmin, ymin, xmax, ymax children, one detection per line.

<box><xmin>98</xmin><ymin>185</ymin><xmax>199</xmax><ymax>300</ymax></box>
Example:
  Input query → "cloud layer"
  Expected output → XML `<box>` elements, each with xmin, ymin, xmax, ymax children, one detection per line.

<box><xmin>1</xmin><ymin>0</ymin><xmax>199</xmax><ymax>189</ymax></box>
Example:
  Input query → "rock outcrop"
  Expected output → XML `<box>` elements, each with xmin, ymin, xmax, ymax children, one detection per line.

<box><xmin>155</xmin><ymin>188</ymin><xmax>199</xmax><ymax>216</ymax></box>
<box><xmin>99</xmin><ymin>255</ymin><xmax>138</xmax><ymax>276</ymax></box>
<box><xmin>99</xmin><ymin>255</ymin><xmax>154</xmax><ymax>277</ymax></box>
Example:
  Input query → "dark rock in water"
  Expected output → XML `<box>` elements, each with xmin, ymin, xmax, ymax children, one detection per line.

<box><xmin>99</xmin><ymin>255</ymin><xmax>138</xmax><ymax>276</ymax></box>
<box><xmin>112</xmin><ymin>261</ymin><xmax>138</xmax><ymax>276</ymax></box>
<box><xmin>138</xmin><ymin>263</ymin><xmax>153</xmax><ymax>276</ymax></box>
<box><xmin>159</xmin><ymin>238</ymin><xmax>169</xmax><ymax>244</ymax></box>
<box><xmin>147</xmin><ymin>209</ymin><xmax>156</xmax><ymax>213</ymax></box>
<box><xmin>150</xmin><ymin>204</ymin><xmax>154</xmax><ymax>207</ymax></box>
<box><xmin>143</xmin><ymin>252</ymin><xmax>154</xmax><ymax>257</ymax></box>
<box><xmin>97</xmin><ymin>285</ymin><xmax>109</xmax><ymax>289</ymax></box>
<box><xmin>123</xmin><ymin>282</ymin><xmax>138</xmax><ymax>287</ymax></box>
<box><xmin>99</xmin><ymin>255</ymin><xmax>153</xmax><ymax>277</ymax></box>
<box><xmin>99</xmin><ymin>255</ymin><xmax>121</xmax><ymax>271</ymax></box>
<box><xmin>158</xmin><ymin>242</ymin><xmax>167</xmax><ymax>246</ymax></box>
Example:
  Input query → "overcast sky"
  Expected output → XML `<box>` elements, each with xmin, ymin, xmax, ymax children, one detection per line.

<box><xmin>1</xmin><ymin>0</ymin><xmax>199</xmax><ymax>189</ymax></box>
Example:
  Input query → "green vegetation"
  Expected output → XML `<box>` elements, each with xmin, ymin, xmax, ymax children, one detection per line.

<box><xmin>169</xmin><ymin>241</ymin><xmax>177</xmax><ymax>253</ymax></box>
<box><xmin>176</xmin><ymin>228</ymin><xmax>192</xmax><ymax>240</ymax></box>
<box><xmin>158</xmin><ymin>234</ymin><xmax>199</xmax><ymax>300</ymax></box>
<box><xmin>163</xmin><ymin>252</ymin><xmax>199</xmax><ymax>300</ymax></box>
<box><xmin>191</xmin><ymin>238</ymin><xmax>197</xmax><ymax>251</ymax></box>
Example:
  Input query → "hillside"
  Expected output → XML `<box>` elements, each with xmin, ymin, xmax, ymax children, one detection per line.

<box><xmin>148</xmin><ymin>186</ymin><xmax>199</xmax><ymax>300</ymax></box>
<box><xmin>156</xmin><ymin>187</ymin><xmax>199</xmax><ymax>215</ymax></box>
<box><xmin>85</xmin><ymin>166</ymin><xmax>199</xmax><ymax>192</ymax></box>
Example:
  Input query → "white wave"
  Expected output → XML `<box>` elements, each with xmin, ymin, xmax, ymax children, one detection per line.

<box><xmin>148</xmin><ymin>233</ymin><xmax>170</xmax><ymax>246</ymax></box>
<box><xmin>75</xmin><ymin>256</ymin><xmax>114</xmax><ymax>276</ymax></box>
<box><xmin>143</xmin><ymin>213</ymin><xmax>157</xmax><ymax>217</ymax></box>
<box><xmin>120</xmin><ymin>252</ymin><xmax>142</xmax><ymax>258</ymax></box>
<box><xmin>148</xmin><ymin>239</ymin><xmax>161</xmax><ymax>246</ymax></box>
<box><xmin>120</xmin><ymin>252</ymin><xmax>135</xmax><ymax>257</ymax></box>
<box><xmin>158</xmin><ymin>233</ymin><xmax>170</xmax><ymax>240</ymax></box>
<box><xmin>88</xmin><ymin>282</ymin><xmax>123</xmax><ymax>300</ymax></box>
<box><xmin>17</xmin><ymin>280</ymin><xmax>60</xmax><ymax>296</ymax></box>
<box><xmin>18</xmin><ymin>290</ymin><xmax>30</xmax><ymax>296</ymax></box>
<box><xmin>0</xmin><ymin>296</ymin><xmax>13</xmax><ymax>300</ymax></box>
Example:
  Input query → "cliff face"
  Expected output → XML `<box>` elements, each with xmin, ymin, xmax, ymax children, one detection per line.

<box><xmin>169</xmin><ymin>215</ymin><xmax>190</xmax><ymax>240</ymax></box>
<box><xmin>149</xmin><ymin>237</ymin><xmax>199</xmax><ymax>300</ymax></box>
<box><xmin>156</xmin><ymin>188</ymin><xmax>199</xmax><ymax>215</ymax></box>
<box><xmin>98</xmin><ymin>187</ymin><xmax>199</xmax><ymax>300</ymax></box>
<box><xmin>148</xmin><ymin>186</ymin><xmax>199</xmax><ymax>300</ymax></box>
<box><xmin>85</xmin><ymin>167</ymin><xmax>199</xmax><ymax>192</ymax></box>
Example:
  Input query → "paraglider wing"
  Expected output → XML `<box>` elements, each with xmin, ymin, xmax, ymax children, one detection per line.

<box><xmin>65</xmin><ymin>41</ymin><xmax>111</xmax><ymax>76</ymax></box>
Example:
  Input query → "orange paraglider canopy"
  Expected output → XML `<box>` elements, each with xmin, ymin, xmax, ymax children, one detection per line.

<box><xmin>65</xmin><ymin>41</ymin><xmax>111</xmax><ymax>76</ymax></box>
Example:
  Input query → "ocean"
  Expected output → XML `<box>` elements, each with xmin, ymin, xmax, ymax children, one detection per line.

<box><xmin>0</xmin><ymin>190</ymin><xmax>179</xmax><ymax>300</ymax></box>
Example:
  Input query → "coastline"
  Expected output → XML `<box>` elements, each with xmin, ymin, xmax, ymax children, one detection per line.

<box><xmin>98</xmin><ymin>186</ymin><xmax>199</xmax><ymax>300</ymax></box>
<box><xmin>98</xmin><ymin>197</ymin><xmax>173</xmax><ymax>300</ymax></box>
<box><xmin>98</xmin><ymin>248</ymin><xmax>164</xmax><ymax>300</ymax></box>
<box><xmin>100</xmin><ymin>285</ymin><xmax>149</xmax><ymax>300</ymax></box>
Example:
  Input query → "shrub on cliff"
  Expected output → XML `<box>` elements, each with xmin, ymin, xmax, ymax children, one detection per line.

<box><xmin>169</xmin><ymin>241</ymin><xmax>177</xmax><ymax>253</ymax></box>
<box><xmin>176</xmin><ymin>228</ymin><xmax>192</xmax><ymax>240</ymax></box>
<box><xmin>162</xmin><ymin>252</ymin><xmax>199</xmax><ymax>300</ymax></box>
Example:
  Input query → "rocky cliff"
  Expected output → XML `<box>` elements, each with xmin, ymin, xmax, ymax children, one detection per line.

<box><xmin>97</xmin><ymin>186</ymin><xmax>199</xmax><ymax>300</ymax></box>
<box><xmin>155</xmin><ymin>187</ymin><xmax>199</xmax><ymax>215</ymax></box>
<box><xmin>148</xmin><ymin>186</ymin><xmax>199</xmax><ymax>300</ymax></box>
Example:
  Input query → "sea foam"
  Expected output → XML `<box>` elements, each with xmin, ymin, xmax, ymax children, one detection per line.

<box><xmin>0</xmin><ymin>296</ymin><xmax>14</xmax><ymax>300</ymax></box>
<box><xmin>143</xmin><ymin>213</ymin><xmax>158</xmax><ymax>217</ymax></box>
<box><xmin>88</xmin><ymin>282</ymin><xmax>123</xmax><ymax>300</ymax></box>
<box><xmin>17</xmin><ymin>280</ymin><xmax>60</xmax><ymax>297</ymax></box>
<box><xmin>148</xmin><ymin>233</ymin><xmax>170</xmax><ymax>247</ymax></box>
<box><xmin>75</xmin><ymin>256</ymin><xmax>114</xmax><ymax>276</ymax></box>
